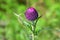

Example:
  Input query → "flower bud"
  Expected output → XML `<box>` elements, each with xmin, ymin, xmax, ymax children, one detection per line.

<box><xmin>25</xmin><ymin>7</ymin><xmax>38</xmax><ymax>21</ymax></box>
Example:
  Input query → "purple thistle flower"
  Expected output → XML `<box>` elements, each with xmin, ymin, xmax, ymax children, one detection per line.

<box><xmin>25</xmin><ymin>7</ymin><xmax>38</xmax><ymax>21</ymax></box>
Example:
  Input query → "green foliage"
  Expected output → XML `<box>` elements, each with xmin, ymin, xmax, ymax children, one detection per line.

<box><xmin>0</xmin><ymin>0</ymin><xmax>60</xmax><ymax>40</ymax></box>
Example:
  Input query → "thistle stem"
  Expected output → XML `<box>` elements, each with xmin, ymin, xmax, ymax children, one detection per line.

<box><xmin>31</xmin><ymin>25</ymin><xmax>35</xmax><ymax>40</ymax></box>
<box><xmin>31</xmin><ymin>21</ymin><xmax>36</xmax><ymax>40</ymax></box>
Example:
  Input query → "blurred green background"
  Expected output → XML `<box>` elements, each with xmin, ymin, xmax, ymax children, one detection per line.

<box><xmin>0</xmin><ymin>0</ymin><xmax>60</xmax><ymax>40</ymax></box>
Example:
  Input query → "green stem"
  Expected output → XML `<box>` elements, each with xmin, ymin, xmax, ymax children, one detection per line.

<box><xmin>31</xmin><ymin>16</ymin><xmax>41</xmax><ymax>40</ymax></box>
<box><xmin>31</xmin><ymin>21</ymin><xmax>36</xmax><ymax>40</ymax></box>
<box><xmin>31</xmin><ymin>25</ymin><xmax>34</xmax><ymax>40</ymax></box>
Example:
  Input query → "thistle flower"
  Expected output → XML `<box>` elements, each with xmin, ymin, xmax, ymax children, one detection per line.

<box><xmin>25</xmin><ymin>7</ymin><xmax>38</xmax><ymax>21</ymax></box>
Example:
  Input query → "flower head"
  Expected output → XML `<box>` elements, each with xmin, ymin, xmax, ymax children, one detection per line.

<box><xmin>25</xmin><ymin>7</ymin><xmax>38</xmax><ymax>21</ymax></box>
